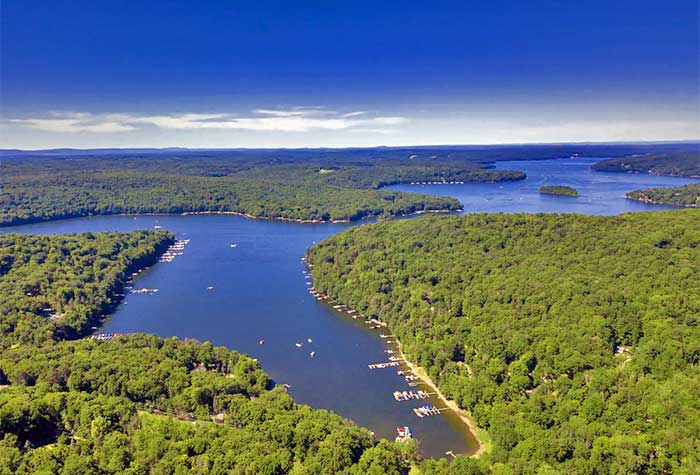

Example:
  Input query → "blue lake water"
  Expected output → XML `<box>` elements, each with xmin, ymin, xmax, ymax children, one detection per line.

<box><xmin>386</xmin><ymin>157</ymin><xmax>698</xmax><ymax>214</ymax></box>
<box><xmin>3</xmin><ymin>158</ymin><xmax>697</xmax><ymax>458</ymax></box>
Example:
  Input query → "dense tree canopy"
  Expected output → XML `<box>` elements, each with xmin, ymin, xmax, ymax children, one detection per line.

<box><xmin>0</xmin><ymin>231</ymin><xmax>173</xmax><ymax>349</ymax></box>
<box><xmin>0</xmin><ymin>335</ymin><xmax>417</xmax><ymax>475</ymax></box>
<box><xmin>0</xmin><ymin>152</ymin><xmax>530</xmax><ymax>226</ymax></box>
<box><xmin>626</xmin><ymin>183</ymin><xmax>700</xmax><ymax>208</ymax></box>
<box><xmin>0</xmin><ymin>230</ymin><xmax>418</xmax><ymax>474</ymax></box>
<box><xmin>539</xmin><ymin>185</ymin><xmax>579</xmax><ymax>197</ymax></box>
<box><xmin>308</xmin><ymin>210</ymin><xmax>700</xmax><ymax>474</ymax></box>
<box><xmin>592</xmin><ymin>152</ymin><xmax>700</xmax><ymax>178</ymax></box>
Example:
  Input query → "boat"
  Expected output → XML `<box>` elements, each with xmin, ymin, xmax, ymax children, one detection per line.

<box><xmin>310</xmin><ymin>351</ymin><xmax>315</xmax><ymax>358</ymax></box>
<box><xmin>230</xmin><ymin>243</ymin><xmax>238</xmax><ymax>248</ymax></box>
<box><xmin>259</xmin><ymin>339</ymin><xmax>265</xmax><ymax>345</ymax></box>
<box><xmin>207</xmin><ymin>286</ymin><xmax>214</xmax><ymax>291</ymax></box>
<box><xmin>395</xmin><ymin>426</ymin><xmax>412</xmax><ymax>442</ymax></box>
<box><xmin>307</xmin><ymin>338</ymin><xmax>313</xmax><ymax>343</ymax></box>
<box><xmin>295</xmin><ymin>343</ymin><xmax>303</xmax><ymax>348</ymax></box>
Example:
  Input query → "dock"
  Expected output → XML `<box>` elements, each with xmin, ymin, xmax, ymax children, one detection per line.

<box><xmin>393</xmin><ymin>390</ymin><xmax>430</xmax><ymax>401</ymax></box>
<box><xmin>368</xmin><ymin>361</ymin><xmax>401</xmax><ymax>369</ymax></box>
<box><xmin>159</xmin><ymin>239</ymin><xmax>190</xmax><ymax>263</ymax></box>
<box><xmin>412</xmin><ymin>404</ymin><xmax>443</xmax><ymax>418</ymax></box>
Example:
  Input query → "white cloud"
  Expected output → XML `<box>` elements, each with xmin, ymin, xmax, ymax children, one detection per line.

<box><xmin>10</xmin><ymin>118</ymin><xmax>136</xmax><ymax>133</ymax></box>
<box><xmin>7</xmin><ymin>109</ymin><xmax>407</xmax><ymax>134</ymax></box>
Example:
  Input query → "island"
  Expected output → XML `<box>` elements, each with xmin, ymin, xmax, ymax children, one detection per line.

<box><xmin>626</xmin><ymin>183</ymin><xmax>700</xmax><ymax>208</ymax></box>
<box><xmin>308</xmin><ymin>210</ymin><xmax>700</xmax><ymax>474</ymax></box>
<box><xmin>539</xmin><ymin>185</ymin><xmax>579</xmax><ymax>197</ymax></box>
<box><xmin>591</xmin><ymin>151</ymin><xmax>700</xmax><ymax>178</ymax></box>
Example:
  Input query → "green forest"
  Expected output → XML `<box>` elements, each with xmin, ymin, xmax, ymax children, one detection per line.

<box><xmin>0</xmin><ymin>231</ymin><xmax>173</xmax><ymax>349</ymax></box>
<box><xmin>0</xmin><ymin>153</ymin><xmax>527</xmax><ymax>227</ymax></box>
<box><xmin>0</xmin><ymin>335</ymin><xmax>419</xmax><ymax>475</ymax></box>
<box><xmin>538</xmin><ymin>186</ymin><xmax>579</xmax><ymax>197</ymax></box>
<box><xmin>592</xmin><ymin>152</ymin><xmax>700</xmax><ymax>178</ymax></box>
<box><xmin>308</xmin><ymin>210</ymin><xmax>700</xmax><ymax>474</ymax></box>
<box><xmin>0</xmin><ymin>231</ymin><xmax>422</xmax><ymax>474</ymax></box>
<box><xmin>626</xmin><ymin>183</ymin><xmax>700</xmax><ymax>208</ymax></box>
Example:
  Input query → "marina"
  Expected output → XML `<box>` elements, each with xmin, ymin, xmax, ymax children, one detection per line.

<box><xmin>159</xmin><ymin>239</ymin><xmax>190</xmax><ymax>263</ymax></box>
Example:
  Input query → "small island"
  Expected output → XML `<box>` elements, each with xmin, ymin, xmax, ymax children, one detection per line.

<box><xmin>539</xmin><ymin>185</ymin><xmax>579</xmax><ymax>197</ymax></box>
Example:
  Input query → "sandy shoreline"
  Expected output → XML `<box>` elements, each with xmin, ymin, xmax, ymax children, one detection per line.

<box><xmin>309</xmin><ymin>280</ymin><xmax>487</xmax><ymax>457</ymax></box>
<box><xmin>392</xmin><ymin>338</ymin><xmax>486</xmax><ymax>458</ymax></box>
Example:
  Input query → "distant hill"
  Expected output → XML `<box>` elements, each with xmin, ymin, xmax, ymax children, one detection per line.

<box><xmin>592</xmin><ymin>151</ymin><xmax>700</xmax><ymax>178</ymax></box>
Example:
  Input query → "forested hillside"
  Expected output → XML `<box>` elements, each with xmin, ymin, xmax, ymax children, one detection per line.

<box><xmin>0</xmin><ymin>231</ymin><xmax>173</xmax><ymax>349</ymax></box>
<box><xmin>0</xmin><ymin>152</ymin><xmax>527</xmax><ymax>226</ymax></box>
<box><xmin>308</xmin><ymin>211</ymin><xmax>700</xmax><ymax>474</ymax></box>
<box><xmin>0</xmin><ymin>230</ymin><xmax>420</xmax><ymax>474</ymax></box>
<box><xmin>626</xmin><ymin>183</ymin><xmax>700</xmax><ymax>208</ymax></box>
<box><xmin>0</xmin><ymin>335</ymin><xmax>416</xmax><ymax>475</ymax></box>
<box><xmin>592</xmin><ymin>151</ymin><xmax>700</xmax><ymax>177</ymax></box>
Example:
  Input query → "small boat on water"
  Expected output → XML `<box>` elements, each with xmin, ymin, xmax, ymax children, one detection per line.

<box><xmin>310</xmin><ymin>351</ymin><xmax>315</xmax><ymax>358</ymax></box>
<box><xmin>259</xmin><ymin>339</ymin><xmax>265</xmax><ymax>345</ymax></box>
<box><xmin>307</xmin><ymin>338</ymin><xmax>313</xmax><ymax>343</ymax></box>
<box><xmin>295</xmin><ymin>343</ymin><xmax>303</xmax><ymax>348</ymax></box>
<box><xmin>207</xmin><ymin>286</ymin><xmax>214</xmax><ymax>291</ymax></box>
<box><xmin>230</xmin><ymin>243</ymin><xmax>238</xmax><ymax>248</ymax></box>
<box><xmin>395</xmin><ymin>426</ymin><xmax>412</xmax><ymax>442</ymax></box>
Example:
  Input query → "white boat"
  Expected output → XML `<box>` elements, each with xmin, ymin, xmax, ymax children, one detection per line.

<box><xmin>310</xmin><ymin>351</ymin><xmax>315</xmax><ymax>357</ymax></box>
<box><xmin>230</xmin><ymin>243</ymin><xmax>238</xmax><ymax>248</ymax></box>
<box><xmin>295</xmin><ymin>343</ymin><xmax>303</xmax><ymax>348</ymax></box>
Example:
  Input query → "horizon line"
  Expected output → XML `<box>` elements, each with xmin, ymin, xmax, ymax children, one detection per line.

<box><xmin>2</xmin><ymin>139</ymin><xmax>699</xmax><ymax>154</ymax></box>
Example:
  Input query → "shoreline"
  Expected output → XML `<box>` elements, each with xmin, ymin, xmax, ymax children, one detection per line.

<box><xmin>391</xmin><ymin>338</ymin><xmax>487</xmax><ymax>458</ymax></box>
<box><xmin>309</xmin><ymin>282</ymin><xmax>486</xmax><ymax>458</ymax></box>
<box><xmin>0</xmin><ymin>207</ymin><xmax>460</xmax><ymax>229</ymax></box>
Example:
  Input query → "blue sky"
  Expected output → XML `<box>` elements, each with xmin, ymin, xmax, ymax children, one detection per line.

<box><xmin>1</xmin><ymin>0</ymin><xmax>698</xmax><ymax>148</ymax></box>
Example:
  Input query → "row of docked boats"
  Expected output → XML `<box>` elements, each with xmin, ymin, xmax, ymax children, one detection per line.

<box><xmin>131</xmin><ymin>288</ymin><xmax>159</xmax><ymax>294</ymax></box>
<box><xmin>393</xmin><ymin>390</ymin><xmax>429</xmax><ymax>401</ymax></box>
<box><xmin>368</xmin><ymin>361</ymin><xmax>401</xmax><ymax>369</ymax></box>
<box><xmin>413</xmin><ymin>404</ymin><xmax>441</xmax><ymax>418</ymax></box>
<box><xmin>409</xmin><ymin>180</ymin><xmax>465</xmax><ymax>185</ymax></box>
<box><xmin>90</xmin><ymin>333</ymin><xmax>123</xmax><ymax>341</ymax></box>
<box><xmin>159</xmin><ymin>239</ymin><xmax>190</xmax><ymax>263</ymax></box>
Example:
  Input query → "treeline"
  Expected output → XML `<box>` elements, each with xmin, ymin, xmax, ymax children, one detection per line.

<box><xmin>0</xmin><ymin>231</ymin><xmax>419</xmax><ymax>474</ymax></box>
<box><xmin>592</xmin><ymin>151</ymin><xmax>700</xmax><ymax>178</ymax></box>
<box><xmin>539</xmin><ymin>185</ymin><xmax>579</xmax><ymax>197</ymax></box>
<box><xmin>0</xmin><ymin>153</ymin><xmax>528</xmax><ymax>227</ymax></box>
<box><xmin>0</xmin><ymin>335</ymin><xmax>417</xmax><ymax>474</ymax></box>
<box><xmin>308</xmin><ymin>210</ymin><xmax>700</xmax><ymax>474</ymax></box>
<box><xmin>0</xmin><ymin>231</ymin><xmax>173</xmax><ymax>349</ymax></box>
<box><xmin>626</xmin><ymin>183</ymin><xmax>700</xmax><ymax>208</ymax></box>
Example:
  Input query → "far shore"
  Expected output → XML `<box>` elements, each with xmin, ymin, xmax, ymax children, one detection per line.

<box><xmin>0</xmin><ymin>207</ymin><xmax>461</xmax><ymax>229</ymax></box>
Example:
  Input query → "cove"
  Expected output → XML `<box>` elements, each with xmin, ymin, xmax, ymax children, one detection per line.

<box><xmin>2</xmin><ymin>157</ymin><xmax>697</xmax><ymax>459</ymax></box>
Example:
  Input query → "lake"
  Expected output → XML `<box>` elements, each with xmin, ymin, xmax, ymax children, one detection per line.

<box><xmin>3</xmin><ymin>158</ymin><xmax>697</xmax><ymax>458</ymax></box>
